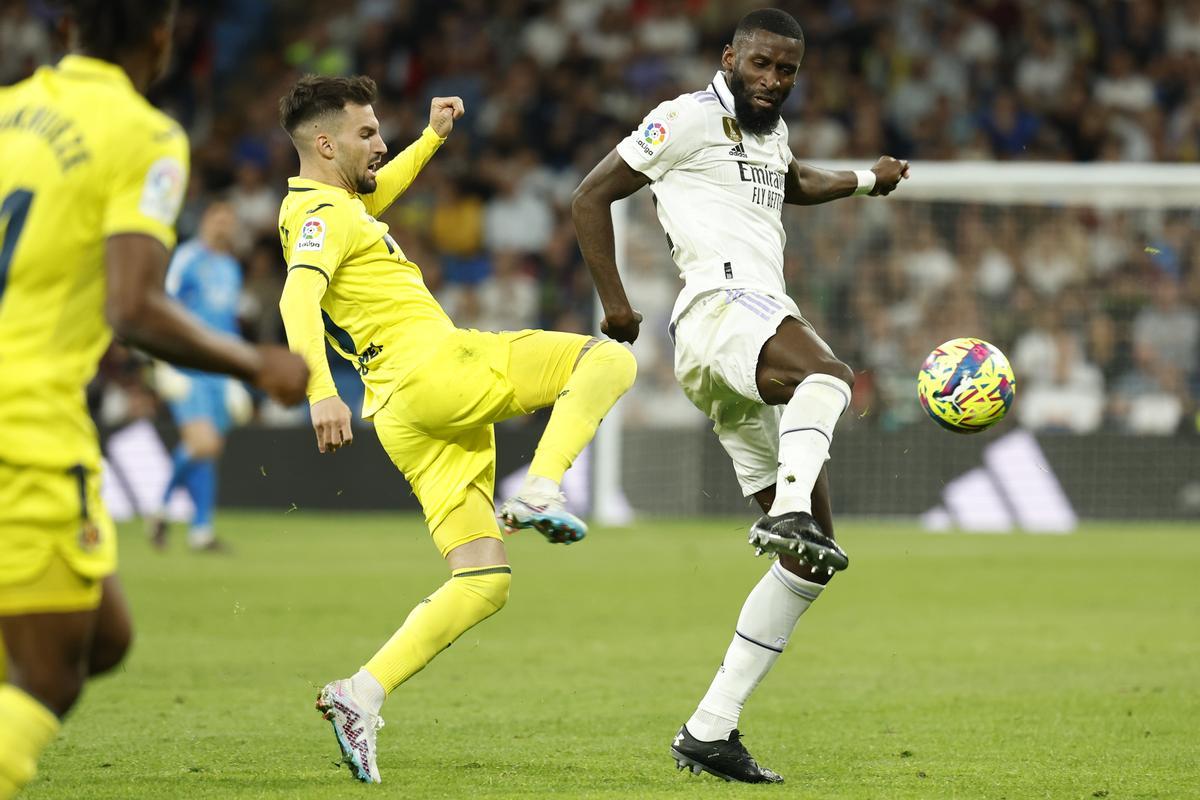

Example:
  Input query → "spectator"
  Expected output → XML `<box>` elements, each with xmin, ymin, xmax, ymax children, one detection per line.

<box><xmin>1017</xmin><ymin>330</ymin><xmax>1106</xmax><ymax>434</ymax></box>
<box><xmin>1132</xmin><ymin>276</ymin><xmax>1200</xmax><ymax>373</ymax></box>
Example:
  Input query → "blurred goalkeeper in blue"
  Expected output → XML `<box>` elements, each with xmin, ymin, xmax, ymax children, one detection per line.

<box><xmin>145</xmin><ymin>201</ymin><xmax>251</xmax><ymax>552</ymax></box>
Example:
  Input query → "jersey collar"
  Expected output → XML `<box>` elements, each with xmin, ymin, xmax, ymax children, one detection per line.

<box><xmin>287</xmin><ymin>177</ymin><xmax>353</xmax><ymax>195</ymax></box>
<box><xmin>55</xmin><ymin>54</ymin><xmax>134</xmax><ymax>90</ymax></box>
<box><xmin>710</xmin><ymin>71</ymin><xmax>736</xmax><ymax>114</ymax></box>
<box><xmin>710</xmin><ymin>71</ymin><xmax>784</xmax><ymax>137</ymax></box>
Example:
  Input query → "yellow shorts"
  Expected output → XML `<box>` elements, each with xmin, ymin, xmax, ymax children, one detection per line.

<box><xmin>374</xmin><ymin>328</ymin><xmax>589</xmax><ymax>556</ymax></box>
<box><xmin>0</xmin><ymin>460</ymin><xmax>115</xmax><ymax>614</ymax></box>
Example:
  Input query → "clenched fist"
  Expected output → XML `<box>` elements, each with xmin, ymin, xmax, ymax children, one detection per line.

<box><xmin>870</xmin><ymin>156</ymin><xmax>910</xmax><ymax>196</ymax></box>
<box><xmin>429</xmin><ymin>97</ymin><xmax>465</xmax><ymax>137</ymax></box>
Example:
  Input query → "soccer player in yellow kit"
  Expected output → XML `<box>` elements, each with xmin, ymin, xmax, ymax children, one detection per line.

<box><xmin>0</xmin><ymin>3</ymin><xmax>308</xmax><ymax>797</ymax></box>
<box><xmin>276</xmin><ymin>75</ymin><xmax>637</xmax><ymax>783</ymax></box>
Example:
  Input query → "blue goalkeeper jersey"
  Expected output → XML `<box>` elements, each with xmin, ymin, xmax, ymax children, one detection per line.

<box><xmin>165</xmin><ymin>238</ymin><xmax>242</xmax><ymax>340</ymax></box>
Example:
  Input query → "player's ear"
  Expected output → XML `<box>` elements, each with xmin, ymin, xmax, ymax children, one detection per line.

<box><xmin>721</xmin><ymin>44</ymin><xmax>735</xmax><ymax>72</ymax></box>
<box><xmin>314</xmin><ymin>132</ymin><xmax>335</xmax><ymax>160</ymax></box>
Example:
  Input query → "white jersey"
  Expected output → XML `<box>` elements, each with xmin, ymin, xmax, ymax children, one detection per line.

<box><xmin>617</xmin><ymin>71</ymin><xmax>794</xmax><ymax>322</ymax></box>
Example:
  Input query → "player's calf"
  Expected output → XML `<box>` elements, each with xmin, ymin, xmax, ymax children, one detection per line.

<box><xmin>87</xmin><ymin>576</ymin><xmax>133</xmax><ymax>677</ymax></box>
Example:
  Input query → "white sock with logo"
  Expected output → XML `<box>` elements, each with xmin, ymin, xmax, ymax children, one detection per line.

<box><xmin>350</xmin><ymin>668</ymin><xmax>386</xmax><ymax>715</ymax></box>
<box><xmin>685</xmin><ymin>563</ymin><xmax>825</xmax><ymax>742</ymax></box>
<box><xmin>769</xmin><ymin>374</ymin><xmax>851</xmax><ymax>517</ymax></box>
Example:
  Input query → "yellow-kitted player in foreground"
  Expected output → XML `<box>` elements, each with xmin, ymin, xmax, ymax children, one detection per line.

<box><xmin>0</xmin><ymin>2</ymin><xmax>309</xmax><ymax>798</ymax></box>
<box><xmin>276</xmin><ymin>75</ymin><xmax>636</xmax><ymax>784</ymax></box>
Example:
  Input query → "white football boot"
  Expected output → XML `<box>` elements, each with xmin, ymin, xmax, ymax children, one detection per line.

<box><xmin>316</xmin><ymin>679</ymin><xmax>384</xmax><ymax>783</ymax></box>
<box><xmin>497</xmin><ymin>491</ymin><xmax>587</xmax><ymax>544</ymax></box>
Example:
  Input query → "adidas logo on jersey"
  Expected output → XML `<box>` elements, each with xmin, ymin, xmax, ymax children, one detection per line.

<box><xmin>728</xmin><ymin>142</ymin><xmax>747</xmax><ymax>158</ymax></box>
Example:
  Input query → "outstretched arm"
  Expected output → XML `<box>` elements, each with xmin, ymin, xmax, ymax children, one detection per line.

<box><xmin>361</xmin><ymin>96</ymin><xmax>464</xmax><ymax>218</ymax></box>
<box><xmin>572</xmin><ymin>148</ymin><xmax>651</xmax><ymax>343</ymax></box>
<box><xmin>784</xmin><ymin>156</ymin><xmax>909</xmax><ymax>206</ymax></box>
<box><xmin>106</xmin><ymin>234</ymin><xmax>308</xmax><ymax>405</ymax></box>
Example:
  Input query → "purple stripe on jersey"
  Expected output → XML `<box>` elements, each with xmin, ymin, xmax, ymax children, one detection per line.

<box><xmin>733</xmin><ymin>294</ymin><xmax>771</xmax><ymax>320</ymax></box>
<box><xmin>739</xmin><ymin>292</ymin><xmax>782</xmax><ymax>316</ymax></box>
<box><xmin>753</xmin><ymin>293</ymin><xmax>784</xmax><ymax>311</ymax></box>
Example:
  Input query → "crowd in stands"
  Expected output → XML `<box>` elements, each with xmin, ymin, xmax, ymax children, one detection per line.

<box><xmin>3</xmin><ymin>0</ymin><xmax>1198</xmax><ymax>434</ymax></box>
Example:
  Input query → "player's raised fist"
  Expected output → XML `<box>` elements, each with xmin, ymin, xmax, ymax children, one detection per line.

<box><xmin>252</xmin><ymin>345</ymin><xmax>309</xmax><ymax>406</ymax></box>
<box><xmin>870</xmin><ymin>156</ymin><xmax>909</xmax><ymax>196</ymax></box>
<box><xmin>429</xmin><ymin>97</ymin><xmax>465</xmax><ymax>137</ymax></box>
<box><xmin>601</xmin><ymin>308</ymin><xmax>643</xmax><ymax>344</ymax></box>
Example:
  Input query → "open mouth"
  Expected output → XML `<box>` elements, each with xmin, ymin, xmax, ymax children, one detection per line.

<box><xmin>751</xmin><ymin>95</ymin><xmax>778</xmax><ymax>110</ymax></box>
<box><xmin>366</xmin><ymin>159</ymin><xmax>382</xmax><ymax>178</ymax></box>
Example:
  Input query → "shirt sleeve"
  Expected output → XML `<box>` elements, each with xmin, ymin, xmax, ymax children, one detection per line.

<box><xmin>616</xmin><ymin>98</ymin><xmax>703</xmax><ymax>182</ymax></box>
<box><xmin>278</xmin><ymin>267</ymin><xmax>339</xmax><ymax>404</ymax></box>
<box><xmin>102</xmin><ymin>119</ymin><xmax>189</xmax><ymax>250</ymax></box>
<box><xmin>360</xmin><ymin>126</ymin><xmax>445</xmax><ymax>218</ymax></box>
<box><xmin>284</xmin><ymin>201</ymin><xmax>353</xmax><ymax>283</ymax></box>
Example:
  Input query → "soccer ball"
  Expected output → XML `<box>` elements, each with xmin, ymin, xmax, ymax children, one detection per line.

<box><xmin>917</xmin><ymin>337</ymin><xmax>1016</xmax><ymax>434</ymax></box>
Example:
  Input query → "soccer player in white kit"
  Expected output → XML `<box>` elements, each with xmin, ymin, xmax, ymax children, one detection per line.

<box><xmin>572</xmin><ymin>8</ymin><xmax>908</xmax><ymax>784</ymax></box>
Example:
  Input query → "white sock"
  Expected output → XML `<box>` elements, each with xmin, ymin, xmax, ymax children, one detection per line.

<box><xmin>520</xmin><ymin>473</ymin><xmax>560</xmax><ymax>499</ymax></box>
<box><xmin>350</xmin><ymin>668</ymin><xmax>386</xmax><ymax>715</ymax></box>
<box><xmin>186</xmin><ymin>525</ymin><xmax>214</xmax><ymax>548</ymax></box>
<box><xmin>770</xmin><ymin>374</ymin><xmax>851</xmax><ymax>516</ymax></box>
<box><xmin>686</xmin><ymin>563</ymin><xmax>825</xmax><ymax>742</ymax></box>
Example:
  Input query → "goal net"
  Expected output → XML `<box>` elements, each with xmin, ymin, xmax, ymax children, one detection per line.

<box><xmin>596</xmin><ymin>163</ymin><xmax>1200</xmax><ymax>527</ymax></box>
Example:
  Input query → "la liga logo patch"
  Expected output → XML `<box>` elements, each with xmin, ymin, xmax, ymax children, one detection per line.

<box><xmin>295</xmin><ymin>217</ymin><xmax>326</xmax><ymax>252</ymax></box>
<box><xmin>643</xmin><ymin>121</ymin><xmax>668</xmax><ymax>147</ymax></box>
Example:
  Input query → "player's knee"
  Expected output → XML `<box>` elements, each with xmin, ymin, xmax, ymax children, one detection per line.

<box><xmin>588</xmin><ymin>341</ymin><xmax>637</xmax><ymax>394</ymax></box>
<box><xmin>88</xmin><ymin>621</ymin><xmax>133</xmax><ymax>678</ymax></box>
<box><xmin>458</xmin><ymin>569</ymin><xmax>511</xmax><ymax>615</ymax></box>
<box><xmin>482</xmin><ymin>570</ymin><xmax>512</xmax><ymax>613</ymax></box>
<box><xmin>811</xmin><ymin>359</ymin><xmax>854</xmax><ymax>391</ymax></box>
<box><xmin>182</xmin><ymin>422</ymin><xmax>222</xmax><ymax>459</ymax></box>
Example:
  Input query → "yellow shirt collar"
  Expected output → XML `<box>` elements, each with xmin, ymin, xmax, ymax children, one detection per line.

<box><xmin>55</xmin><ymin>54</ymin><xmax>135</xmax><ymax>90</ymax></box>
<box><xmin>287</xmin><ymin>177</ymin><xmax>355</xmax><ymax>196</ymax></box>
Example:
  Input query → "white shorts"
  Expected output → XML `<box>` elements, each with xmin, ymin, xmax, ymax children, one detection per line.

<box><xmin>671</xmin><ymin>288</ymin><xmax>804</xmax><ymax>497</ymax></box>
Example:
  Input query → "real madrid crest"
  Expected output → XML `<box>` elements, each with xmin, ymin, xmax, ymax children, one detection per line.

<box><xmin>722</xmin><ymin>117</ymin><xmax>743</xmax><ymax>142</ymax></box>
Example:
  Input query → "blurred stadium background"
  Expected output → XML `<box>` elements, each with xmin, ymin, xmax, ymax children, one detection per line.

<box><xmin>3</xmin><ymin>0</ymin><xmax>1199</xmax><ymax>526</ymax></box>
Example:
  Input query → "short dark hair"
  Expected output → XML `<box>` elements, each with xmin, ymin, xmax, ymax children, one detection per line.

<box><xmin>279</xmin><ymin>75</ymin><xmax>378</xmax><ymax>136</ymax></box>
<box><xmin>733</xmin><ymin>8</ymin><xmax>804</xmax><ymax>46</ymax></box>
<box><xmin>64</xmin><ymin>0</ymin><xmax>177</xmax><ymax>62</ymax></box>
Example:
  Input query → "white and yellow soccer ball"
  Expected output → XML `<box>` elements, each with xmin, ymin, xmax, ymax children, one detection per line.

<box><xmin>917</xmin><ymin>337</ymin><xmax>1016</xmax><ymax>434</ymax></box>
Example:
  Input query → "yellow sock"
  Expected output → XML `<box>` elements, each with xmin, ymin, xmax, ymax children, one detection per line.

<box><xmin>364</xmin><ymin>565</ymin><xmax>511</xmax><ymax>692</ymax></box>
<box><xmin>530</xmin><ymin>341</ymin><xmax>637</xmax><ymax>483</ymax></box>
<box><xmin>0</xmin><ymin>685</ymin><xmax>60</xmax><ymax>800</ymax></box>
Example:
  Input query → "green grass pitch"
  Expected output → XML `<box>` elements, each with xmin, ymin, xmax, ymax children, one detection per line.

<box><xmin>25</xmin><ymin>513</ymin><xmax>1200</xmax><ymax>799</ymax></box>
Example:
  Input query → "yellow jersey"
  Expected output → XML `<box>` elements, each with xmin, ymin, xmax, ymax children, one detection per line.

<box><xmin>0</xmin><ymin>55</ymin><xmax>188</xmax><ymax>471</ymax></box>
<box><xmin>278</xmin><ymin>127</ymin><xmax>454</xmax><ymax>418</ymax></box>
